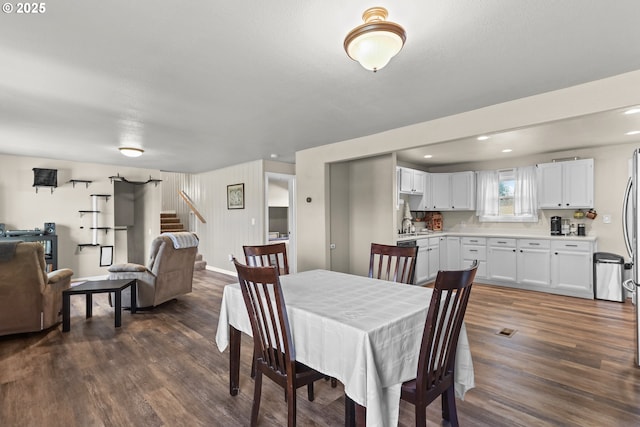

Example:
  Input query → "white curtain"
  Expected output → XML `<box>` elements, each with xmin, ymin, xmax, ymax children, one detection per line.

<box><xmin>476</xmin><ymin>170</ymin><xmax>499</xmax><ymax>217</ymax></box>
<box><xmin>515</xmin><ymin>166</ymin><xmax>538</xmax><ymax>217</ymax></box>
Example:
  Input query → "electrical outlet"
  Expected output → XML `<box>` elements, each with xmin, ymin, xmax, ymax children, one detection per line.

<box><xmin>603</xmin><ymin>214</ymin><xmax>612</xmax><ymax>224</ymax></box>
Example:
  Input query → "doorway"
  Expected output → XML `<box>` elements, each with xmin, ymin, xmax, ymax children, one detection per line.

<box><xmin>265</xmin><ymin>173</ymin><xmax>296</xmax><ymax>273</ymax></box>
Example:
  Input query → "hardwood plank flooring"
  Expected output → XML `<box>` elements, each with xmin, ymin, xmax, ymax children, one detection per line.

<box><xmin>1</xmin><ymin>270</ymin><xmax>639</xmax><ymax>426</ymax></box>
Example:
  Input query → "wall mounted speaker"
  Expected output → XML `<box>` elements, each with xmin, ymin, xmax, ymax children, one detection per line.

<box><xmin>44</xmin><ymin>222</ymin><xmax>56</xmax><ymax>235</ymax></box>
<box><xmin>0</xmin><ymin>223</ymin><xmax>5</xmax><ymax>237</ymax></box>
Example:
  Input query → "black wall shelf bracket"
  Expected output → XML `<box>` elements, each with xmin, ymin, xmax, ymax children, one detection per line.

<box><xmin>109</xmin><ymin>173</ymin><xmax>162</xmax><ymax>187</ymax></box>
<box><xmin>68</xmin><ymin>179</ymin><xmax>92</xmax><ymax>188</ymax></box>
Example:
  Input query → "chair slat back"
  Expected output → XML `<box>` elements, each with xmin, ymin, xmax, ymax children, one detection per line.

<box><xmin>243</xmin><ymin>243</ymin><xmax>290</xmax><ymax>276</ymax></box>
<box><xmin>369</xmin><ymin>243</ymin><xmax>418</xmax><ymax>284</ymax></box>
<box><xmin>416</xmin><ymin>261</ymin><xmax>477</xmax><ymax>391</ymax></box>
<box><xmin>233</xmin><ymin>259</ymin><xmax>295</xmax><ymax>376</ymax></box>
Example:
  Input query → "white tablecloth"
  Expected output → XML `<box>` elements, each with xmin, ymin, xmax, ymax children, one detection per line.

<box><xmin>215</xmin><ymin>269</ymin><xmax>475</xmax><ymax>427</ymax></box>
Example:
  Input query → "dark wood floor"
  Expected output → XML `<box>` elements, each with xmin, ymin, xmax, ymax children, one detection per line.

<box><xmin>1</xmin><ymin>270</ymin><xmax>640</xmax><ymax>426</ymax></box>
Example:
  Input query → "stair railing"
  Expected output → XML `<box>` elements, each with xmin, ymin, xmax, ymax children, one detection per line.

<box><xmin>178</xmin><ymin>191</ymin><xmax>206</xmax><ymax>227</ymax></box>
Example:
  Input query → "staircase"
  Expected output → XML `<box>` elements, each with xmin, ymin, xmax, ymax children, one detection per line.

<box><xmin>160</xmin><ymin>212</ymin><xmax>207</xmax><ymax>271</ymax></box>
<box><xmin>161</xmin><ymin>212</ymin><xmax>185</xmax><ymax>233</ymax></box>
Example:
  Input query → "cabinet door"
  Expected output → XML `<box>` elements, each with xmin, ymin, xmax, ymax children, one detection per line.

<box><xmin>415</xmin><ymin>242</ymin><xmax>429</xmax><ymax>285</ymax></box>
<box><xmin>446</xmin><ymin>237</ymin><xmax>461</xmax><ymax>270</ymax></box>
<box><xmin>431</xmin><ymin>173</ymin><xmax>451</xmax><ymax>210</ymax></box>
<box><xmin>450</xmin><ymin>172</ymin><xmax>475</xmax><ymax>210</ymax></box>
<box><xmin>551</xmin><ymin>250</ymin><xmax>592</xmax><ymax>294</ymax></box>
<box><xmin>537</xmin><ymin>162</ymin><xmax>563</xmax><ymax>208</ymax></box>
<box><xmin>517</xmin><ymin>248</ymin><xmax>550</xmax><ymax>287</ymax></box>
<box><xmin>427</xmin><ymin>239</ymin><xmax>440</xmax><ymax>280</ymax></box>
<box><xmin>488</xmin><ymin>245</ymin><xmax>517</xmax><ymax>281</ymax></box>
<box><xmin>399</xmin><ymin>168</ymin><xmax>414</xmax><ymax>193</ymax></box>
<box><xmin>563</xmin><ymin>159</ymin><xmax>594</xmax><ymax>208</ymax></box>
<box><xmin>412</xmin><ymin>170</ymin><xmax>425</xmax><ymax>194</ymax></box>
<box><xmin>464</xmin><ymin>258</ymin><xmax>487</xmax><ymax>279</ymax></box>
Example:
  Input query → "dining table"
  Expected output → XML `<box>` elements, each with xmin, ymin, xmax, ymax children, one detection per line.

<box><xmin>215</xmin><ymin>269</ymin><xmax>475</xmax><ymax>427</ymax></box>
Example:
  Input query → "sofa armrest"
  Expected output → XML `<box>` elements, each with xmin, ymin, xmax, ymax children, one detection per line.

<box><xmin>108</xmin><ymin>263</ymin><xmax>147</xmax><ymax>273</ymax></box>
<box><xmin>47</xmin><ymin>268</ymin><xmax>74</xmax><ymax>284</ymax></box>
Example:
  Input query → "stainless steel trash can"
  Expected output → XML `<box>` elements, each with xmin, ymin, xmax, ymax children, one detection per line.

<box><xmin>593</xmin><ymin>252</ymin><xmax>625</xmax><ymax>302</ymax></box>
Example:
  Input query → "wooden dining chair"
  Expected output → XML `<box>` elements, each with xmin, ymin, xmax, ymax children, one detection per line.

<box><xmin>400</xmin><ymin>260</ymin><xmax>478</xmax><ymax>427</ymax></box>
<box><xmin>233</xmin><ymin>259</ymin><xmax>325</xmax><ymax>427</ymax></box>
<box><xmin>243</xmin><ymin>242</ymin><xmax>289</xmax><ymax>379</ymax></box>
<box><xmin>243</xmin><ymin>242</ymin><xmax>290</xmax><ymax>275</ymax></box>
<box><xmin>368</xmin><ymin>243</ymin><xmax>418</xmax><ymax>284</ymax></box>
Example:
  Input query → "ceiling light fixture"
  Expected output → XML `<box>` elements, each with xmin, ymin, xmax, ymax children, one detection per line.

<box><xmin>477</xmin><ymin>136</ymin><xmax>490</xmax><ymax>141</ymax></box>
<box><xmin>502</xmin><ymin>149</ymin><xmax>513</xmax><ymax>153</ymax></box>
<box><xmin>624</xmin><ymin>107</ymin><xmax>640</xmax><ymax>115</ymax></box>
<box><xmin>344</xmin><ymin>7</ymin><xmax>406</xmax><ymax>72</ymax></box>
<box><xmin>626</xmin><ymin>131</ymin><xmax>640</xmax><ymax>136</ymax></box>
<box><xmin>119</xmin><ymin>147</ymin><xmax>144</xmax><ymax>157</ymax></box>
<box><xmin>423</xmin><ymin>154</ymin><xmax>433</xmax><ymax>159</ymax></box>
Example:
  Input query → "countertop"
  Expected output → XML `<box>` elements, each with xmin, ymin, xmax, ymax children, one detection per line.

<box><xmin>396</xmin><ymin>230</ymin><xmax>597</xmax><ymax>242</ymax></box>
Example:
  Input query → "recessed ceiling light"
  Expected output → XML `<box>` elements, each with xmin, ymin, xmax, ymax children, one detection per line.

<box><xmin>119</xmin><ymin>147</ymin><xmax>144</xmax><ymax>157</ymax></box>
<box><xmin>477</xmin><ymin>136</ymin><xmax>489</xmax><ymax>141</ymax></box>
<box><xmin>270</xmin><ymin>153</ymin><xmax>278</xmax><ymax>158</ymax></box>
<box><xmin>624</xmin><ymin>107</ymin><xmax>640</xmax><ymax>115</ymax></box>
<box><xmin>423</xmin><ymin>154</ymin><xmax>433</xmax><ymax>159</ymax></box>
<box><xmin>502</xmin><ymin>149</ymin><xmax>512</xmax><ymax>153</ymax></box>
<box><xmin>626</xmin><ymin>131</ymin><xmax>640</xmax><ymax>136</ymax></box>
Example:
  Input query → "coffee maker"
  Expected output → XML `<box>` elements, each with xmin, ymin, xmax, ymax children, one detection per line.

<box><xmin>550</xmin><ymin>216</ymin><xmax>562</xmax><ymax>235</ymax></box>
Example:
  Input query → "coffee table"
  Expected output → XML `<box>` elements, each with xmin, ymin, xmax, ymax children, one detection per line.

<box><xmin>62</xmin><ymin>279</ymin><xmax>137</xmax><ymax>332</ymax></box>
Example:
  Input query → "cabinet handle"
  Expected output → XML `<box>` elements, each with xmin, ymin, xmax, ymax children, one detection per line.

<box><xmin>557</xmin><ymin>203</ymin><xmax>561</xmax><ymax>206</ymax></box>
<box><xmin>529</xmin><ymin>243</ymin><xmax>540</xmax><ymax>246</ymax></box>
<box><xmin>497</xmin><ymin>241</ymin><xmax>507</xmax><ymax>244</ymax></box>
<box><xmin>566</xmin><ymin>203</ymin><xmax>570</xmax><ymax>206</ymax></box>
<box><xmin>469</xmin><ymin>249</ymin><xmax>478</xmax><ymax>252</ymax></box>
<box><xmin>565</xmin><ymin>244</ymin><xmax>578</xmax><ymax>247</ymax></box>
<box><xmin>512</xmin><ymin>249</ymin><xmax>516</xmax><ymax>252</ymax></box>
<box><xmin>554</xmin><ymin>252</ymin><xmax>558</xmax><ymax>255</ymax></box>
<box><xmin>520</xmin><ymin>249</ymin><xmax>523</xmax><ymax>253</ymax></box>
<box><xmin>470</xmin><ymin>240</ymin><xmax>478</xmax><ymax>242</ymax></box>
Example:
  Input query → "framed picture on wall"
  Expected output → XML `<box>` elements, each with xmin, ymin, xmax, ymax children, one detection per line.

<box><xmin>227</xmin><ymin>183</ymin><xmax>245</xmax><ymax>209</ymax></box>
<box><xmin>100</xmin><ymin>245</ymin><xmax>114</xmax><ymax>267</ymax></box>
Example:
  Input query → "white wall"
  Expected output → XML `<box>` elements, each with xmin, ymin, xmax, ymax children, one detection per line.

<box><xmin>295</xmin><ymin>70</ymin><xmax>640</xmax><ymax>271</ymax></box>
<box><xmin>0</xmin><ymin>154</ymin><xmax>161</xmax><ymax>278</ymax></box>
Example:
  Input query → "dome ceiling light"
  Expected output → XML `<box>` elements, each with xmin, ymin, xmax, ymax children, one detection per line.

<box><xmin>344</xmin><ymin>7</ymin><xmax>406</xmax><ymax>72</ymax></box>
<box><xmin>119</xmin><ymin>147</ymin><xmax>144</xmax><ymax>157</ymax></box>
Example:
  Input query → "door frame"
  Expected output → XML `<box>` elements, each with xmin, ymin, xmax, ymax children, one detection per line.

<box><xmin>265</xmin><ymin>172</ymin><xmax>296</xmax><ymax>273</ymax></box>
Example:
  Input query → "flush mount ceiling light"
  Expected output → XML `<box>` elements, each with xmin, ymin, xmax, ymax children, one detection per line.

<box><xmin>624</xmin><ymin>107</ymin><xmax>640</xmax><ymax>115</ymax></box>
<box><xmin>344</xmin><ymin>7</ymin><xmax>406</xmax><ymax>72</ymax></box>
<box><xmin>119</xmin><ymin>147</ymin><xmax>144</xmax><ymax>157</ymax></box>
<box><xmin>477</xmin><ymin>135</ymin><xmax>490</xmax><ymax>141</ymax></box>
<box><xmin>627</xmin><ymin>131</ymin><xmax>640</xmax><ymax>136</ymax></box>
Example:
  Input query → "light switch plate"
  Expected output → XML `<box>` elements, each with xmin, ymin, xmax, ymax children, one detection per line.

<box><xmin>603</xmin><ymin>214</ymin><xmax>612</xmax><ymax>224</ymax></box>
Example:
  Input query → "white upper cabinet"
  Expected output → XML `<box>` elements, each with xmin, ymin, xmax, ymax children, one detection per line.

<box><xmin>430</xmin><ymin>172</ymin><xmax>476</xmax><ymax>211</ymax></box>
<box><xmin>537</xmin><ymin>159</ymin><xmax>594</xmax><ymax>209</ymax></box>
<box><xmin>398</xmin><ymin>167</ymin><xmax>425</xmax><ymax>195</ymax></box>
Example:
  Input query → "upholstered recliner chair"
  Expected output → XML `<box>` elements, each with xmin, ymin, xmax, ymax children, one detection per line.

<box><xmin>0</xmin><ymin>241</ymin><xmax>73</xmax><ymax>336</ymax></box>
<box><xmin>107</xmin><ymin>232</ymin><xmax>199</xmax><ymax>308</ymax></box>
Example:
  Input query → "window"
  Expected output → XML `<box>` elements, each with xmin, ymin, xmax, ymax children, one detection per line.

<box><xmin>498</xmin><ymin>170</ymin><xmax>515</xmax><ymax>216</ymax></box>
<box><xmin>477</xmin><ymin>166</ymin><xmax>538</xmax><ymax>222</ymax></box>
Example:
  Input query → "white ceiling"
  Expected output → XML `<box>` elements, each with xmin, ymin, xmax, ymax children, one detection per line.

<box><xmin>1</xmin><ymin>1</ymin><xmax>640</xmax><ymax>173</ymax></box>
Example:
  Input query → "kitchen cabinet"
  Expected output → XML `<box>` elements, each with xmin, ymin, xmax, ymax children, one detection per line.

<box><xmin>550</xmin><ymin>240</ymin><xmax>593</xmax><ymax>298</ymax></box>
<box><xmin>487</xmin><ymin>238</ymin><xmax>517</xmax><ymax>282</ymax></box>
<box><xmin>398</xmin><ymin>167</ymin><xmax>425</xmax><ymax>195</ymax></box>
<box><xmin>415</xmin><ymin>237</ymin><xmax>441</xmax><ymax>285</ymax></box>
<box><xmin>445</xmin><ymin>236</ymin><xmax>461</xmax><ymax>270</ymax></box>
<box><xmin>409</xmin><ymin>173</ymin><xmax>432</xmax><ymax>211</ymax></box>
<box><xmin>461</xmin><ymin>237</ymin><xmax>487</xmax><ymax>278</ymax></box>
<box><xmin>537</xmin><ymin>158</ymin><xmax>594</xmax><ymax>209</ymax></box>
<box><xmin>427</xmin><ymin>237</ymin><xmax>441</xmax><ymax>280</ymax></box>
<box><xmin>429</xmin><ymin>172</ymin><xmax>476</xmax><ymax>210</ymax></box>
<box><xmin>517</xmin><ymin>239</ymin><xmax>551</xmax><ymax>287</ymax></box>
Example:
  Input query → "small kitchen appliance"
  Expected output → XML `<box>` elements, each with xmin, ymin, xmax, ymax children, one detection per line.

<box><xmin>550</xmin><ymin>216</ymin><xmax>562</xmax><ymax>235</ymax></box>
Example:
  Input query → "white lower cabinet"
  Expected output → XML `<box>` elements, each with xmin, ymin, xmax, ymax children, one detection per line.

<box><xmin>415</xmin><ymin>239</ymin><xmax>429</xmax><ymax>285</ymax></box>
<box><xmin>517</xmin><ymin>239</ymin><xmax>551</xmax><ymax>287</ymax></box>
<box><xmin>445</xmin><ymin>236</ymin><xmax>461</xmax><ymax>270</ymax></box>
<box><xmin>487</xmin><ymin>238</ymin><xmax>517</xmax><ymax>282</ymax></box>
<box><xmin>461</xmin><ymin>237</ymin><xmax>487</xmax><ymax>279</ymax></box>
<box><xmin>427</xmin><ymin>237</ymin><xmax>440</xmax><ymax>281</ymax></box>
<box><xmin>550</xmin><ymin>240</ymin><xmax>594</xmax><ymax>298</ymax></box>
<box><xmin>415</xmin><ymin>237</ymin><xmax>441</xmax><ymax>285</ymax></box>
